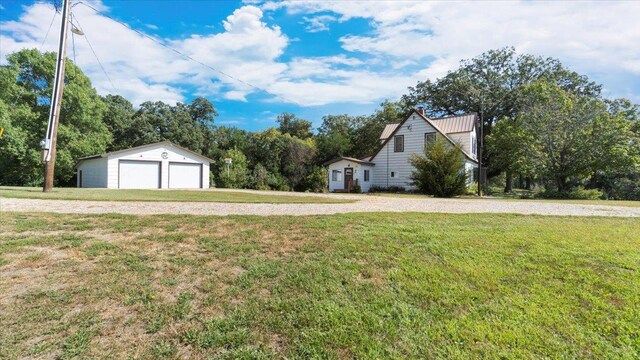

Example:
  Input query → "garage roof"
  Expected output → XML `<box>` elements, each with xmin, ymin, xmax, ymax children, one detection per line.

<box><xmin>76</xmin><ymin>140</ymin><xmax>215</xmax><ymax>163</ymax></box>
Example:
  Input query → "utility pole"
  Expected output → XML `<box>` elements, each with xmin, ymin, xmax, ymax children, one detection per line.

<box><xmin>42</xmin><ymin>0</ymin><xmax>71</xmax><ymax>192</ymax></box>
<box><xmin>478</xmin><ymin>94</ymin><xmax>484</xmax><ymax>197</ymax></box>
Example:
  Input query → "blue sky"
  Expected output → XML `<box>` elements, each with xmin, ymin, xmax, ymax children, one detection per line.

<box><xmin>1</xmin><ymin>0</ymin><xmax>639</xmax><ymax>131</ymax></box>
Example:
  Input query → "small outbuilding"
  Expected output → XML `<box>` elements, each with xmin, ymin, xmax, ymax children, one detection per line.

<box><xmin>75</xmin><ymin>141</ymin><xmax>213</xmax><ymax>189</ymax></box>
<box><xmin>324</xmin><ymin>156</ymin><xmax>375</xmax><ymax>193</ymax></box>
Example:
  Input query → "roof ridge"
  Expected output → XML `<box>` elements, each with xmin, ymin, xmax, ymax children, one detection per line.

<box><xmin>431</xmin><ymin>112</ymin><xmax>477</xmax><ymax>121</ymax></box>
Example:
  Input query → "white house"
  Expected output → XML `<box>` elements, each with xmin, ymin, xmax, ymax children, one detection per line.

<box><xmin>324</xmin><ymin>157</ymin><xmax>375</xmax><ymax>192</ymax></box>
<box><xmin>326</xmin><ymin>109</ymin><xmax>479</xmax><ymax>192</ymax></box>
<box><xmin>75</xmin><ymin>141</ymin><xmax>213</xmax><ymax>189</ymax></box>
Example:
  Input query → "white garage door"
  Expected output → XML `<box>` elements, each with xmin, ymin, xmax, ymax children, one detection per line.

<box><xmin>119</xmin><ymin>160</ymin><xmax>160</xmax><ymax>189</ymax></box>
<box><xmin>169</xmin><ymin>162</ymin><xmax>202</xmax><ymax>189</ymax></box>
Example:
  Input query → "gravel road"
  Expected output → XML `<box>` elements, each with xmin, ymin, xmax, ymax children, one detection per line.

<box><xmin>1</xmin><ymin>192</ymin><xmax>639</xmax><ymax>217</ymax></box>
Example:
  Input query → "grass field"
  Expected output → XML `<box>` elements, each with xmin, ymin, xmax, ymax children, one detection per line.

<box><xmin>366</xmin><ymin>192</ymin><xmax>640</xmax><ymax>207</ymax></box>
<box><xmin>1</xmin><ymin>212</ymin><xmax>638</xmax><ymax>359</ymax></box>
<box><xmin>0</xmin><ymin>187</ymin><xmax>351</xmax><ymax>204</ymax></box>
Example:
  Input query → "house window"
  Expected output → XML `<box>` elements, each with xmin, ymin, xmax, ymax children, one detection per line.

<box><xmin>364</xmin><ymin>170</ymin><xmax>370</xmax><ymax>182</ymax></box>
<box><xmin>425</xmin><ymin>132</ymin><xmax>436</xmax><ymax>148</ymax></box>
<box><xmin>332</xmin><ymin>170</ymin><xmax>341</xmax><ymax>182</ymax></box>
<box><xmin>472</xmin><ymin>137</ymin><xmax>477</xmax><ymax>155</ymax></box>
<box><xmin>394</xmin><ymin>135</ymin><xmax>404</xmax><ymax>152</ymax></box>
<box><xmin>390</xmin><ymin>171</ymin><xmax>396</xmax><ymax>178</ymax></box>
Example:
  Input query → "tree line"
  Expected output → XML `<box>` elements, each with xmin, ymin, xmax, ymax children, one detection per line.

<box><xmin>1</xmin><ymin>48</ymin><xmax>638</xmax><ymax>199</ymax></box>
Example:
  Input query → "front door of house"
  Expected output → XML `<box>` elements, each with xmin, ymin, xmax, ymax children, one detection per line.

<box><xmin>344</xmin><ymin>167</ymin><xmax>353</xmax><ymax>191</ymax></box>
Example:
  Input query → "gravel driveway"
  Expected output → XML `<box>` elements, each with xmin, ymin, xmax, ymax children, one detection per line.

<box><xmin>1</xmin><ymin>192</ymin><xmax>639</xmax><ymax>217</ymax></box>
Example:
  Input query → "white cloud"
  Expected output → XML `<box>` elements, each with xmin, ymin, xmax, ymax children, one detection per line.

<box><xmin>3</xmin><ymin>0</ymin><xmax>638</xmax><ymax>110</ymax></box>
<box><xmin>264</xmin><ymin>0</ymin><xmax>640</xmax><ymax>99</ymax></box>
<box><xmin>301</xmin><ymin>15</ymin><xmax>337</xmax><ymax>33</ymax></box>
<box><xmin>0</xmin><ymin>3</ymin><xmax>290</xmax><ymax>105</ymax></box>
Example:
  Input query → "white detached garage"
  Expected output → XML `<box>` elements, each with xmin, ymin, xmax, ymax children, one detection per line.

<box><xmin>75</xmin><ymin>141</ymin><xmax>213</xmax><ymax>189</ymax></box>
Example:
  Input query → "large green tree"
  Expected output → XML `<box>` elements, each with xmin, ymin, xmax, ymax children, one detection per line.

<box><xmin>316</xmin><ymin>101</ymin><xmax>404</xmax><ymax>163</ymax></box>
<box><xmin>0</xmin><ymin>49</ymin><xmax>110</xmax><ymax>186</ymax></box>
<box><xmin>102</xmin><ymin>94</ymin><xmax>135</xmax><ymax>151</ymax></box>
<box><xmin>508</xmin><ymin>81</ymin><xmax>638</xmax><ymax>192</ymax></box>
<box><xmin>401</xmin><ymin>47</ymin><xmax>602</xmax><ymax>182</ymax></box>
<box><xmin>115</xmin><ymin>97</ymin><xmax>217</xmax><ymax>157</ymax></box>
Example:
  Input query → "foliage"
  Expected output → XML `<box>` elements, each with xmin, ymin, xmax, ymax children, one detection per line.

<box><xmin>535</xmin><ymin>187</ymin><xmax>603</xmax><ymax>200</ymax></box>
<box><xmin>486</xmin><ymin>118</ymin><xmax>537</xmax><ymax>181</ymax></box>
<box><xmin>101</xmin><ymin>95</ymin><xmax>135</xmax><ymax>151</ymax></box>
<box><xmin>276</xmin><ymin>112</ymin><xmax>312</xmax><ymax>139</ymax></box>
<box><xmin>368</xmin><ymin>185</ymin><xmax>407</xmax><ymax>193</ymax></box>
<box><xmin>316</xmin><ymin>101</ymin><xmax>404</xmax><ymax>163</ymax></box>
<box><xmin>410</xmin><ymin>138</ymin><xmax>468</xmax><ymax>197</ymax></box>
<box><xmin>281</xmin><ymin>135</ymin><xmax>317</xmax><ymax>190</ymax></box>
<box><xmin>0</xmin><ymin>49</ymin><xmax>110</xmax><ymax>186</ymax></box>
<box><xmin>402</xmin><ymin>47</ymin><xmax>601</xmax><ymax>175</ymax></box>
<box><xmin>512</xmin><ymin>81</ymin><xmax>638</xmax><ymax>191</ymax></box>
<box><xmin>592</xmin><ymin>170</ymin><xmax>640</xmax><ymax>201</ymax></box>
<box><xmin>299</xmin><ymin>167</ymin><xmax>328</xmax><ymax>193</ymax></box>
<box><xmin>216</xmin><ymin>148</ymin><xmax>248</xmax><ymax>189</ymax></box>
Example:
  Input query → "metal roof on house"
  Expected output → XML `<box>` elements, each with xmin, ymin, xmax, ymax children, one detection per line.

<box><xmin>370</xmin><ymin>110</ymin><xmax>478</xmax><ymax>164</ymax></box>
<box><xmin>379</xmin><ymin>123</ymin><xmax>399</xmax><ymax>140</ymax></box>
<box><xmin>430</xmin><ymin>113</ymin><xmax>477</xmax><ymax>134</ymax></box>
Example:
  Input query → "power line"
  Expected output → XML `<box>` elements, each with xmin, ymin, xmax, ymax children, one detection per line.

<box><xmin>74</xmin><ymin>1</ymin><xmax>292</xmax><ymax>104</ymax></box>
<box><xmin>72</xmin><ymin>12</ymin><xmax>117</xmax><ymax>93</ymax></box>
<box><xmin>39</xmin><ymin>9</ymin><xmax>58</xmax><ymax>51</ymax></box>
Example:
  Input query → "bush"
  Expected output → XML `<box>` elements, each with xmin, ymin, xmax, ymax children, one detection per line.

<box><xmin>216</xmin><ymin>148</ymin><xmax>249</xmax><ymax>189</ymax></box>
<box><xmin>467</xmin><ymin>182</ymin><xmax>478</xmax><ymax>196</ymax></box>
<box><xmin>368</xmin><ymin>185</ymin><xmax>406</xmax><ymax>193</ymax></box>
<box><xmin>599</xmin><ymin>173</ymin><xmax>640</xmax><ymax>200</ymax></box>
<box><xmin>351</xmin><ymin>183</ymin><xmax>362</xmax><ymax>193</ymax></box>
<box><xmin>410</xmin><ymin>138</ymin><xmax>467</xmax><ymax>197</ymax></box>
<box><xmin>535</xmin><ymin>187</ymin><xmax>603</xmax><ymax>200</ymax></box>
<box><xmin>299</xmin><ymin>167</ymin><xmax>328</xmax><ymax>193</ymax></box>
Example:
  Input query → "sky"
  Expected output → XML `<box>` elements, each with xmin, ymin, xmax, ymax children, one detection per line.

<box><xmin>1</xmin><ymin>0</ymin><xmax>639</xmax><ymax>131</ymax></box>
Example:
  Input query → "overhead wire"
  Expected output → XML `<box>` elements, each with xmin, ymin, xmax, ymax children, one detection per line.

<box><xmin>73</xmin><ymin>1</ymin><xmax>294</xmax><ymax>104</ymax></box>
<box><xmin>39</xmin><ymin>8</ymin><xmax>58</xmax><ymax>51</ymax></box>
<box><xmin>71</xmin><ymin>11</ymin><xmax>117</xmax><ymax>93</ymax></box>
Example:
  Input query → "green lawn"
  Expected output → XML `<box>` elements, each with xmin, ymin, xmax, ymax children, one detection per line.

<box><xmin>1</xmin><ymin>213</ymin><xmax>638</xmax><ymax>358</ymax></box>
<box><xmin>365</xmin><ymin>191</ymin><xmax>640</xmax><ymax>207</ymax></box>
<box><xmin>0</xmin><ymin>186</ymin><xmax>351</xmax><ymax>204</ymax></box>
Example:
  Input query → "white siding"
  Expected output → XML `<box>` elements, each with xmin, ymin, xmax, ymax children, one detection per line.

<box><xmin>106</xmin><ymin>144</ymin><xmax>210</xmax><ymax>189</ymax></box>
<box><xmin>449</xmin><ymin>132</ymin><xmax>471</xmax><ymax>159</ymax></box>
<box><xmin>448</xmin><ymin>131</ymin><xmax>478</xmax><ymax>161</ymax></box>
<box><xmin>371</xmin><ymin>112</ymin><xmax>439</xmax><ymax>190</ymax></box>
<box><xmin>327</xmin><ymin>159</ymin><xmax>374</xmax><ymax>192</ymax></box>
<box><xmin>76</xmin><ymin>158</ymin><xmax>108</xmax><ymax>188</ymax></box>
<box><xmin>369</xmin><ymin>111</ymin><xmax>478</xmax><ymax>190</ymax></box>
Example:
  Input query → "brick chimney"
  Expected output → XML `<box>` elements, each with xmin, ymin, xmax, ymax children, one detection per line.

<box><xmin>417</xmin><ymin>107</ymin><xmax>425</xmax><ymax>116</ymax></box>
